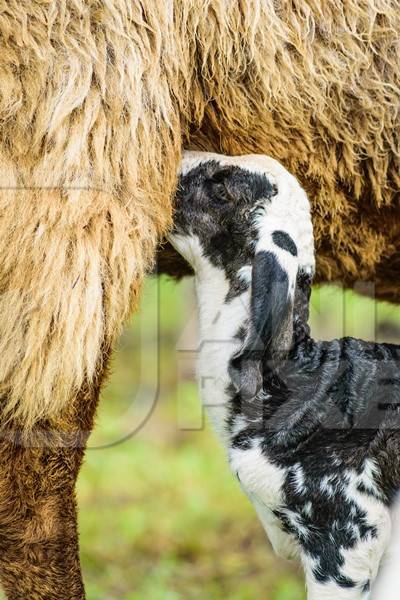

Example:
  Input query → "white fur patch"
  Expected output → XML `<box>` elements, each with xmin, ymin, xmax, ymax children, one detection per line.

<box><xmin>292</xmin><ymin>464</ymin><xmax>306</xmax><ymax>496</ymax></box>
<box><xmin>229</xmin><ymin>439</ymin><xmax>285</xmax><ymax>509</ymax></box>
<box><xmin>229</xmin><ymin>438</ymin><xmax>301</xmax><ymax>560</ymax></box>
<box><xmin>168</xmin><ymin>235</ymin><xmax>250</xmax><ymax>444</ymax></box>
<box><xmin>250</xmin><ymin>494</ymin><xmax>300</xmax><ymax>561</ymax></box>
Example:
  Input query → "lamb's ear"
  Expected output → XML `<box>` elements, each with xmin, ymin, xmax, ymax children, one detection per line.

<box><xmin>229</xmin><ymin>251</ymin><xmax>293</xmax><ymax>400</ymax></box>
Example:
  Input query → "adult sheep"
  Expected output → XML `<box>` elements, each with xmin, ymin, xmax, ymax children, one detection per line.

<box><xmin>0</xmin><ymin>1</ymin><xmax>398</xmax><ymax>598</ymax></box>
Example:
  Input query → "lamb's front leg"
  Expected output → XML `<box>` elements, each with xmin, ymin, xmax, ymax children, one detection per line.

<box><xmin>231</xmin><ymin>442</ymin><xmax>391</xmax><ymax>600</ymax></box>
<box><xmin>298</xmin><ymin>508</ymin><xmax>391</xmax><ymax>600</ymax></box>
<box><xmin>273</xmin><ymin>491</ymin><xmax>392</xmax><ymax>600</ymax></box>
<box><xmin>302</xmin><ymin>547</ymin><xmax>374</xmax><ymax>600</ymax></box>
<box><xmin>304</xmin><ymin>574</ymin><xmax>368</xmax><ymax>599</ymax></box>
<box><xmin>253</xmin><ymin>496</ymin><xmax>387</xmax><ymax>599</ymax></box>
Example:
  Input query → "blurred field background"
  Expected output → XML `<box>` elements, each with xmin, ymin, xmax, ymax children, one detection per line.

<box><xmin>77</xmin><ymin>276</ymin><xmax>400</xmax><ymax>600</ymax></box>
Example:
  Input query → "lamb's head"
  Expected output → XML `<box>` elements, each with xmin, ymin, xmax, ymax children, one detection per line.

<box><xmin>169</xmin><ymin>151</ymin><xmax>315</xmax><ymax>399</ymax></box>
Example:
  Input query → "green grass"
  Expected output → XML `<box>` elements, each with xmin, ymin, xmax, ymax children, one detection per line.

<box><xmin>75</xmin><ymin>277</ymin><xmax>399</xmax><ymax>599</ymax></box>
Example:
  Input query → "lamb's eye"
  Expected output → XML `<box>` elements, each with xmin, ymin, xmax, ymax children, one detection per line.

<box><xmin>210</xmin><ymin>183</ymin><xmax>231</xmax><ymax>205</ymax></box>
<box><xmin>207</xmin><ymin>167</ymin><xmax>234</xmax><ymax>205</ymax></box>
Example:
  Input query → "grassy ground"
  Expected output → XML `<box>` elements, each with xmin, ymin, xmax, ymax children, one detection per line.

<box><xmin>75</xmin><ymin>277</ymin><xmax>400</xmax><ymax>600</ymax></box>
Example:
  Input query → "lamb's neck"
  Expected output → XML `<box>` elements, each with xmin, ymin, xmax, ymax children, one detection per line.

<box><xmin>196</xmin><ymin>279</ymin><xmax>249</xmax><ymax>341</ymax></box>
<box><xmin>194</xmin><ymin>267</ymin><xmax>250</xmax><ymax>444</ymax></box>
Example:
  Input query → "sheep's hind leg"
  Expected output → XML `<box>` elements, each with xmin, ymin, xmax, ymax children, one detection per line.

<box><xmin>0</xmin><ymin>379</ymin><xmax>102</xmax><ymax>600</ymax></box>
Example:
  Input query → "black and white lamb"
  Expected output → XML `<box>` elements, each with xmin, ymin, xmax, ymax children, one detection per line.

<box><xmin>169</xmin><ymin>151</ymin><xmax>400</xmax><ymax>600</ymax></box>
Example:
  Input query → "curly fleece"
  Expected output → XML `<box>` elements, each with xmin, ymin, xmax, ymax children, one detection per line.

<box><xmin>0</xmin><ymin>0</ymin><xmax>398</xmax><ymax>426</ymax></box>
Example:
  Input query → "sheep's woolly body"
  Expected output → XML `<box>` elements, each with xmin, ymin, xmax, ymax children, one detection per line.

<box><xmin>0</xmin><ymin>1</ymin><xmax>181</xmax><ymax>426</ymax></box>
<box><xmin>0</xmin><ymin>1</ymin><xmax>399</xmax><ymax>426</ymax></box>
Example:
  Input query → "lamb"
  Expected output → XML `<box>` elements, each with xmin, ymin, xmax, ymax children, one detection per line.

<box><xmin>169</xmin><ymin>151</ymin><xmax>400</xmax><ymax>599</ymax></box>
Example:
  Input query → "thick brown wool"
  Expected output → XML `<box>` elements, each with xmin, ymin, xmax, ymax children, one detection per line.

<box><xmin>0</xmin><ymin>1</ymin><xmax>398</xmax><ymax>427</ymax></box>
